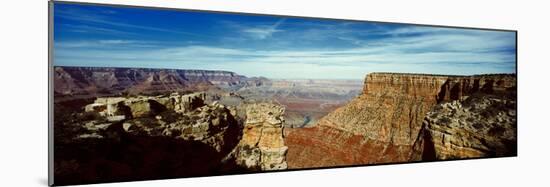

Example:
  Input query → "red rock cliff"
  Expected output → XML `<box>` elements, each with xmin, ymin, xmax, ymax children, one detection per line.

<box><xmin>285</xmin><ymin>73</ymin><xmax>515</xmax><ymax>169</ymax></box>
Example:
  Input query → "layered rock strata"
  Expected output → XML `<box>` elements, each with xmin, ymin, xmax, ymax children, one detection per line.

<box><xmin>285</xmin><ymin>73</ymin><xmax>516</xmax><ymax>168</ymax></box>
<box><xmin>54</xmin><ymin>66</ymin><xmax>246</xmax><ymax>97</ymax></box>
<box><xmin>84</xmin><ymin>92</ymin><xmax>206</xmax><ymax>118</ymax></box>
<box><xmin>235</xmin><ymin>103</ymin><xmax>288</xmax><ymax>171</ymax></box>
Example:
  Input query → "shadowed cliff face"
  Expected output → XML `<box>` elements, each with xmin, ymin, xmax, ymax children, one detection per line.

<box><xmin>285</xmin><ymin>73</ymin><xmax>516</xmax><ymax>169</ymax></box>
<box><xmin>54</xmin><ymin>92</ymin><xmax>289</xmax><ymax>185</ymax></box>
<box><xmin>53</xmin><ymin>93</ymin><xmax>247</xmax><ymax>185</ymax></box>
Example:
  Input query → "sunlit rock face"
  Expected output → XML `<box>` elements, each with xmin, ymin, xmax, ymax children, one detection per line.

<box><xmin>84</xmin><ymin>92</ymin><xmax>207</xmax><ymax>118</ymax></box>
<box><xmin>235</xmin><ymin>103</ymin><xmax>288</xmax><ymax>171</ymax></box>
<box><xmin>81</xmin><ymin>92</ymin><xmax>242</xmax><ymax>154</ymax></box>
<box><xmin>285</xmin><ymin>73</ymin><xmax>516</xmax><ymax>169</ymax></box>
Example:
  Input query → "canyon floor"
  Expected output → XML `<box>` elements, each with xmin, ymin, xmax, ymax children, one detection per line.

<box><xmin>52</xmin><ymin>66</ymin><xmax>517</xmax><ymax>185</ymax></box>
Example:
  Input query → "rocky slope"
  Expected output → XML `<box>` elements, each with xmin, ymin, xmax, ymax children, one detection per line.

<box><xmin>418</xmin><ymin>93</ymin><xmax>517</xmax><ymax>160</ymax></box>
<box><xmin>285</xmin><ymin>73</ymin><xmax>516</xmax><ymax>168</ymax></box>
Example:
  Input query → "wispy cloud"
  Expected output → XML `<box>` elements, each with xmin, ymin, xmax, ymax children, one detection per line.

<box><xmin>59</xmin><ymin>23</ymin><xmax>137</xmax><ymax>36</ymax></box>
<box><xmin>239</xmin><ymin>19</ymin><xmax>286</xmax><ymax>39</ymax></box>
<box><xmin>55</xmin><ymin>31</ymin><xmax>516</xmax><ymax>79</ymax></box>
<box><xmin>55</xmin><ymin>40</ymin><xmax>159</xmax><ymax>49</ymax></box>
<box><xmin>54</xmin><ymin>3</ymin><xmax>516</xmax><ymax>79</ymax></box>
<box><xmin>98</xmin><ymin>40</ymin><xmax>135</xmax><ymax>44</ymax></box>
<box><xmin>55</xmin><ymin>6</ymin><xmax>210</xmax><ymax>37</ymax></box>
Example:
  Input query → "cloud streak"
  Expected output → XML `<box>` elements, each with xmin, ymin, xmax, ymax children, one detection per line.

<box><xmin>55</xmin><ymin>5</ymin><xmax>211</xmax><ymax>38</ymax></box>
<box><xmin>53</xmin><ymin>3</ymin><xmax>516</xmax><ymax>79</ymax></box>
<box><xmin>241</xmin><ymin>19</ymin><xmax>286</xmax><ymax>39</ymax></box>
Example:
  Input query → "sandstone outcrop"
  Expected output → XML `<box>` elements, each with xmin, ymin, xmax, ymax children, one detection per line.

<box><xmin>78</xmin><ymin>92</ymin><xmax>238</xmax><ymax>152</ymax></box>
<box><xmin>235</xmin><ymin>103</ymin><xmax>288</xmax><ymax>171</ymax></box>
<box><xmin>285</xmin><ymin>73</ymin><xmax>516</xmax><ymax>168</ymax></box>
<box><xmin>84</xmin><ymin>92</ymin><xmax>206</xmax><ymax>118</ymax></box>
<box><xmin>173</xmin><ymin>92</ymin><xmax>207</xmax><ymax>113</ymax></box>
<box><xmin>124</xmin><ymin>102</ymin><xmax>240</xmax><ymax>152</ymax></box>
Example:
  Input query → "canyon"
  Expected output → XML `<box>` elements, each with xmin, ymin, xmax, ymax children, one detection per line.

<box><xmin>285</xmin><ymin>73</ymin><xmax>516</xmax><ymax>168</ymax></box>
<box><xmin>237</xmin><ymin>79</ymin><xmax>362</xmax><ymax>128</ymax></box>
<box><xmin>53</xmin><ymin>66</ymin><xmax>517</xmax><ymax>184</ymax></box>
<box><xmin>54</xmin><ymin>66</ymin><xmax>362</xmax><ymax>129</ymax></box>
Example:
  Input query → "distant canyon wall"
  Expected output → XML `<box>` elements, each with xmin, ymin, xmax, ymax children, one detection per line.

<box><xmin>54</xmin><ymin>66</ymin><xmax>251</xmax><ymax>97</ymax></box>
<box><xmin>285</xmin><ymin>73</ymin><xmax>516</xmax><ymax>168</ymax></box>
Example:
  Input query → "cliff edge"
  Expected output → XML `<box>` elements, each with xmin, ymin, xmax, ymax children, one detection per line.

<box><xmin>285</xmin><ymin>73</ymin><xmax>516</xmax><ymax>168</ymax></box>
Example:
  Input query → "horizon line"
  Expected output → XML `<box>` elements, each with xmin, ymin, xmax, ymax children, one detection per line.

<box><xmin>53</xmin><ymin>65</ymin><xmax>516</xmax><ymax>80</ymax></box>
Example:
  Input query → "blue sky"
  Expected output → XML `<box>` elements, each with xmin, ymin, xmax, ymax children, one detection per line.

<box><xmin>53</xmin><ymin>3</ymin><xmax>516</xmax><ymax>79</ymax></box>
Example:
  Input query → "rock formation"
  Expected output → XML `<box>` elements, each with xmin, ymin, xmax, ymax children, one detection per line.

<box><xmin>235</xmin><ymin>103</ymin><xmax>288</xmax><ymax>171</ymax></box>
<box><xmin>84</xmin><ymin>92</ymin><xmax>207</xmax><ymax>118</ymax></box>
<box><xmin>54</xmin><ymin>92</ymin><xmax>244</xmax><ymax>185</ymax></box>
<box><xmin>77</xmin><ymin>92</ymin><xmax>240</xmax><ymax>153</ymax></box>
<box><xmin>55</xmin><ymin>90</ymin><xmax>293</xmax><ymax>185</ymax></box>
<box><xmin>123</xmin><ymin>101</ymin><xmax>241</xmax><ymax>153</ymax></box>
<box><xmin>285</xmin><ymin>73</ymin><xmax>516</xmax><ymax>168</ymax></box>
<box><xmin>418</xmin><ymin>93</ymin><xmax>517</xmax><ymax>160</ymax></box>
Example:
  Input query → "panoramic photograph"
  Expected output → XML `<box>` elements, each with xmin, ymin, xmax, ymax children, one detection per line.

<box><xmin>51</xmin><ymin>2</ymin><xmax>517</xmax><ymax>185</ymax></box>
